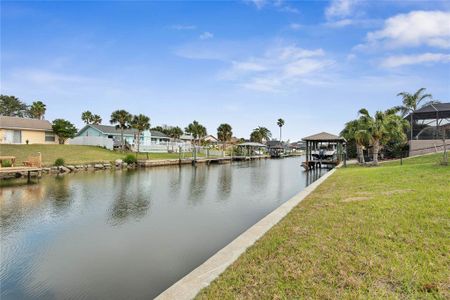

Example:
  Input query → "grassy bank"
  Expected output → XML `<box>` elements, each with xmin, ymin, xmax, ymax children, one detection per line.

<box><xmin>197</xmin><ymin>153</ymin><xmax>450</xmax><ymax>299</ymax></box>
<box><xmin>0</xmin><ymin>144</ymin><xmax>202</xmax><ymax>166</ymax></box>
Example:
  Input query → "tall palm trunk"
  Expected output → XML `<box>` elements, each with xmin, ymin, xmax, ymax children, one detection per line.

<box><xmin>121</xmin><ymin>127</ymin><xmax>124</xmax><ymax>151</ymax></box>
<box><xmin>279</xmin><ymin>127</ymin><xmax>282</xmax><ymax>142</ymax></box>
<box><xmin>410</xmin><ymin>111</ymin><xmax>414</xmax><ymax>141</ymax></box>
<box><xmin>136</xmin><ymin>130</ymin><xmax>141</xmax><ymax>158</ymax></box>
<box><xmin>356</xmin><ymin>143</ymin><xmax>365</xmax><ymax>164</ymax></box>
<box><xmin>373</xmin><ymin>139</ymin><xmax>380</xmax><ymax>165</ymax></box>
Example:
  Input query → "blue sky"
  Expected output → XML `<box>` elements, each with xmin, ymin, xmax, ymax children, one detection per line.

<box><xmin>1</xmin><ymin>0</ymin><xmax>450</xmax><ymax>141</ymax></box>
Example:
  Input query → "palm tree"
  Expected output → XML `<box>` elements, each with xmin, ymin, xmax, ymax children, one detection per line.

<box><xmin>341</xmin><ymin>119</ymin><xmax>370</xmax><ymax>164</ymax></box>
<box><xmin>250</xmin><ymin>126</ymin><xmax>272</xmax><ymax>143</ymax></box>
<box><xmin>185</xmin><ymin>121</ymin><xmax>207</xmax><ymax>145</ymax></box>
<box><xmin>277</xmin><ymin>118</ymin><xmax>285</xmax><ymax>142</ymax></box>
<box><xmin>359</xmin><ymin>108</ymin><xmax>408</xmax><ymax>165</ymax></box>
<box><xmin>110</xmin><ymin>110</ymin><xmax>132</xmax><ymax>151</ymax></box>
<box><xmin>131</xmin><ymin>114</ymin><xmax>151</xmax><ymax>155</ymax></box>
<box><xmin>168</xmin><ymin>126</ymin><xmax>183</xmax><ymax>152</ymax></box>
<box><xmin>29</xmin><ymin>101</ymin><xmax>46</xmax><ymax>119</ymax></box>
<box><xmin>168</xmin><ymin>126</ymin><xmax>183</xmax><ymax>140</ymax></box>
<box><xmin>396</xmin><ymin>88</ymin><xmax>437</xmax><ymax>140</ymax></box>
<box><xmin>91</xmin><ymin>114</ymin><xmax>102</xmax><ymax>125</ymax></box>
<box><xmin>81</xmin><ymin>111</ymin><xmax>94</xmax><ymax>124</ymax></box>
<box><xmin>217</xmin><ymin>123</ymin><xmax>233</xmax><ymax>152</ymax></box>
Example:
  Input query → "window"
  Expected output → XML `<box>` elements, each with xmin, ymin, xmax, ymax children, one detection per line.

<box><xmin>45</xmin><ymin>132</ymin><xmax>56</xmax><ymax>142</ymax></box>
<box><xmin>4</xmin><ymin>130</ymin><xmax>21</xmax><ymax>143</ymax></box>
<box><xmin>13</xmin><ymin>130</ymin><xmax>22</xmax><ymax>143</ymax></box>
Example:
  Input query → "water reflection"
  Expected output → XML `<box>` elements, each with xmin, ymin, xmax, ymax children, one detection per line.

<box><xmin>217</xmin><ymin>165</ymin><xmax>232</xmax><ymax>201</ymax></box>
<box><xmin>48</xmin><ymin>176</ymin><xmax>72</xmax><ymax>213</ymax></box>
<box><xmin>188</xmin><ymin>166</ymin><xmax>208</xmax><ymax>205</ymax></box>
<box><xmin>1</xmin><ymin>156</ymin><xmax>326</xmax><ymax>299</ymax></box>
<box><xmin>109</xmin><ymin>171</ymin><xmax>151</xmax><ymax>225</ymax></box>
<box><xmin>305</xmin><ymin>168</ymin><xmax>327</xmax><ymax>186</ymax></box>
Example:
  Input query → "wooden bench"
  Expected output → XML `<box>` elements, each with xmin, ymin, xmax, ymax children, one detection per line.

<box><xmin>23</xmin><ymin>153</ymin><xmax>42</xmax><ymax>168</ymax></box>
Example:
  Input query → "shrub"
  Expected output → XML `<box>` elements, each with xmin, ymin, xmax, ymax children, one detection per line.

<box><xmin>123</xmin><ymin>154</ymin><xmax>137</xmax><ymax>164</ymax></box>
<box><xmin>54</xmin><ymin>158</ymin><xmax>65</xmax><ymax>166</ymax></box>
<box><xmin>1</xmin><ymin>160</ymin><xmax>12</xmax><ymax>167</ymax></box>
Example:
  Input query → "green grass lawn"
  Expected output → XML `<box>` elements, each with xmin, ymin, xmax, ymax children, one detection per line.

<box><xmin>197</xmin><ymin>153</ymin><xmax>450</xmax><ymax>299</ymax></box>
<box><xmin>0</xmin><ymin>144</ymin><xmax>201</xmax><ymax>166</ymax></box>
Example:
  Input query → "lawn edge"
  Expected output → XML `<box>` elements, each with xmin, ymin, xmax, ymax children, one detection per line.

<box><xmin>155</xmin><ymin>166</ymin><xmax>340</xmax><ymax>300</ymax></box>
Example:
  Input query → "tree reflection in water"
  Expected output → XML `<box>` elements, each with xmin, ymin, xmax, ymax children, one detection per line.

<box><xmin>188</xmin><ymin>166</ymin><xmax>207</xmax><ymax>205</ymax></box>
<box><xmin>48</xmin><ymin>175</ymin><xmax>73</xmax><ymax>212</ymax></box>
<box><xmin>216</xmin><ymin>164</ymin><xmax>232</xmax><ymax>201</ymax></box>
<box><xmin>108</xmin><ymin>171</ymin><xmax>151</xmax><ymax>225</ymax></box>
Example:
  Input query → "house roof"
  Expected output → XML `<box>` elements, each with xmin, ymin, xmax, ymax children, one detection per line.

<box><xmin>89</xmin><ymin>124</ymin><xmax>137</xmax><ymax>135</ymax></box>
<box><xmin>151</xmin><ymin>130</ymin><xmax>169</xmax><ymax>138</ymax></box>
<box><xmin>238</xmin><ymin>142</ymin><xmax>267</xmax><ymax>147</ymax></box>
<box><xmin>266</xmin><ymin>140</ymin><xmax>283</xmax><ymax>148</ymax></box>
<box><xmin>180</xmin><ymin>134</ymin><xmax>194</xmax><ymax>140</ymax></box>
<box><xmin>0</xmin><ymin>116</ymin><xmax>53</xmax><ymax>131</ymax></box>
<box><xmin>79</xmin><ymin>124</ymin><xmax>169</xmax><ymax>138</ymax></box>
<box><xmin>302</xmin><ymin>132</ymin><xmax>346</xmax><ymax>142</ymax></box>
<box><xmin>204</xmin><ymin>135</ymin><xmax>219</xmax><ymax>141</ymax></box>
<box><xmin>406</xmin><ymin>102</ymin><xmax>450</xmax><ymax>120</ymax></box>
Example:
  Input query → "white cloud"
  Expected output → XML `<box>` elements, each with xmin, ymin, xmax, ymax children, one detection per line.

<box><xmin>381</xmin><ymin>53</ymin><xmax>450</xmax><ymax>68</ymax></box>
<box><xmin>170</xmin><ymin>24</ymin><xmax>197</xmax><ymax>30</ymax></box>
<box><xmin>199</xmin><ymin>31</ymin><xmax>214</xmax><ymax>40</ymax></box>
<box><xmin>365</xmin><ymin>11</ymin><xmax>450</xmax><ymax>49</ymax></box>
<box><xmin>325</xmin><ymin>0</ymin><xmax>358</xmax><ymax>20</ymax></box>
<box><xmin>247</xmin><ymin>0</ymin><xmax>266</xmax><ymax>9</ymax></box>
<box><xmin>324</xmin><ymin>18</ymin><xmax>382</xmax><ymax>28</ymax></box>
<box><xmin>221</xmin><ymin>45</ymin><xmax>333</xmax><ymax>92</ymax></box>
<box><xmin>12</xmin><ymin>69</ymin><xmax>93</xmax><ymax>85</ymax></box>
<box><xmin>246</xmin><ymin>0</ymin><xmax>299</xmax><ymax>13</ymax></box>
<box><xmin>289</xmin><ymin>23</ymin><xmax>302</xmax><ymax>30</ymax></box>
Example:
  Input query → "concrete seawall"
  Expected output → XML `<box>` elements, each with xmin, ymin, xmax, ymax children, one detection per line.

<box><xmin>156</xmin><ymin>165</ymin><xmax>339</xmax><ymax>300</ymax></box>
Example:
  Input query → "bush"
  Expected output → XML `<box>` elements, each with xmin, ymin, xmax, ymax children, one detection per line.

<box><xmin>1</xmin><ymin>160</ymin><xmax>12</xmax><ymax>167</ymax></box>
<box><xmin>54</xmin><ymin>158</ymin><xmax>65</xmax><ymax>166</ymax></box>
<box><xmin>123</xmin><ymin>154</ymin><xmax>137</xmax><ymax>164</ymax></box>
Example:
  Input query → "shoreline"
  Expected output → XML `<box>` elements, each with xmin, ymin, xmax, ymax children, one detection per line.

<box><xmin>0</xmin><ymin>154</ymin><xmax>296</xmax><ymax>181</ymax></box>
<box><xmin>155</xmin><ymin>163</ymin><xmax>339</xmax><ymax>300</ymax></box>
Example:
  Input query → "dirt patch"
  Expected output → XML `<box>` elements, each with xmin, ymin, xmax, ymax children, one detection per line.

<box><xmin>341</xmin><ymin>196</ymin><xmax>371</xmax><ymax>203</ymax></box>
<box><xmin>381</xmin><ymin>189</ymin><xmax>414</xmax><ymax>196</ymax></box>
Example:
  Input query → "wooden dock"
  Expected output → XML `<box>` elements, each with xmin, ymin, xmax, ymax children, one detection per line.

<box><xmin>301</xmin><ymin>160</ymin><xmax>338</xmax><ymax>170</ymax></box>
<box><xmin>0</xmin><ymin>166</ymin><xmax>43</xmax><ymax>181</ymax></box>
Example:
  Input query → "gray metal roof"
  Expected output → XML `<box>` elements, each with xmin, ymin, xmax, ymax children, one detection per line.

<box><xmin>150</xmin><ymin>130</ymin><xmax>169</xmax><ymax>138</ymax></box>
<box><xmin>90</xmin><ymin>124</ymin><xmax>136</xmax><ymax>135</ymax></box>
<box><xmin>237</xmin><ymin>142</ymin><xmax>267</xmax><ymax>147</ymax></box>
<box><xmin>0</xmin><ymin>116</ymin><xmax>53</xmax><ymax>131</ymax></box>
<box><xmin>302</xmin><ymin>132</ymin><xmax>346</xmax><ymax>142</ymax></box>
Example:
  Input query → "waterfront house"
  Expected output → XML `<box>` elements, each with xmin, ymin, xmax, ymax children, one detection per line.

<box><xmin>0</xmin><ymin>116</ymin><xmax>58</xmax><ymax>144</ymax></box>
<box><xmin>204</xmin><ymin>135</ymin><xmax>219</xmax><ymax>144</ymax></box>
<box><xmin>180</xmin><ymin>133</ymin><xmax>194</xmax><ymax>144</ymax></box>
<box><xmin>289</xmin><ymin>141</ymin><xmax>306</xmax><ymax>151</ymax></box>
<box><xmin>74</xmin><ymin>124</ymin><xmax>170</xmax><ymax>150</ymax></box>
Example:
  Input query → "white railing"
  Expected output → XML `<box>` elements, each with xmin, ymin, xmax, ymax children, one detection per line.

<box><xmin>137</xmin><ymin>142</ymin><xmax>193</xmax><ymax>153</ymax></box>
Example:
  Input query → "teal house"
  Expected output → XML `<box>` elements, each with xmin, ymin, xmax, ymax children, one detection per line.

<box><xmin>76</xmin><ymin>124</ymin><xmax>170</xmax><ymax>149</ymax></box>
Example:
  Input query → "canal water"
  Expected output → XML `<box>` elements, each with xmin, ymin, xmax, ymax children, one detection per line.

<box><xmin>1</xmin><ymin>157</ymin><xmax>325</xmax><ymax>299</ymax></box>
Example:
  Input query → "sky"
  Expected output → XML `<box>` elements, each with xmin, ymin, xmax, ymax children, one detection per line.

<box><xmin>1</xmin><ymin>0</ymin><xmax>450</xmax><ymax>141</ymax></box>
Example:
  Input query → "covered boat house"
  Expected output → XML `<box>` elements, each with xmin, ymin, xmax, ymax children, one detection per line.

<box><xmin>302</xmin><ymin>132</ymin><xmax>346</xmax><ymax>170</ymax></box>
<box><xmin>234</xmin><ymin>142</ymin><xmax>267</xmax><ymax>160</ymax></box>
